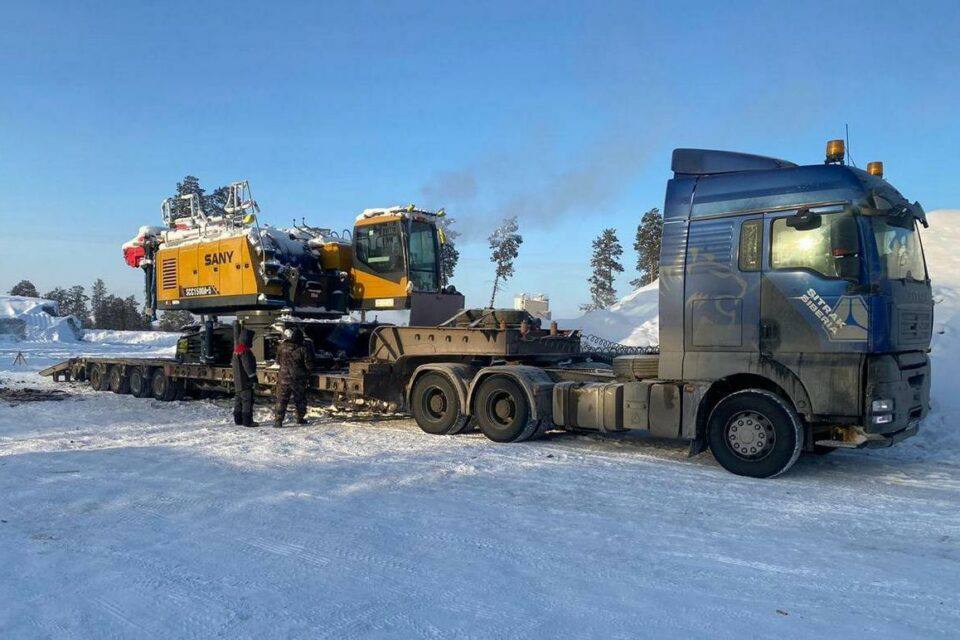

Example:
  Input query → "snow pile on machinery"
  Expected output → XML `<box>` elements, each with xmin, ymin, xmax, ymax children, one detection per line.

<box><xmin>0</xmin><ymin>296</ymin><xmax>82</xmax><ymax>342</ymax></box>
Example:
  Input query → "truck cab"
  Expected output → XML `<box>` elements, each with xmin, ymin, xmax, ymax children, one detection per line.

<box><xmin>659</xmin><ymin>145</ymin><xmax>932</xmax><ymax>473</ymax></box>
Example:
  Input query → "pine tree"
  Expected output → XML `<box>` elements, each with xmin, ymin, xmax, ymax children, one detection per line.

<box><xmin>122</xmin><ymin>296</ymin><xmax>151</xmax><ymax>330</ymax></box>
<box><xmin>42</xmin><ymin>287</ymin><xmax>70</xmax><ymax>313</ymax></box>
<box><xmin>581</xmin><ymin>229</ymin><xmax>624</xmax><ymax>311</ymax></box>
<box><xmin>67</xmin><ymin>285</ymin><xmax>91</xmax><ymax>327</ymax></box>
<box><xmin>204</xmin><ymin>185</ymin><xmax>230</xmax><ymax>218</ymax></box>
<box><xmin>631</xmin><ymin>207</ymin><xmax>663</xmax><ymax>288</ymax></box>
<box><xmin>91</xmin><ymin>279</ymin><xmax>108</xmax><ymax>329</ymax></box>
<box><xmin>9</xmin><ymin>280</ymin><xmax>39</xmax><ymax>297</ymax></box>
<box><xmin>437</xmin><ymin>216</ymin><xmax>460</xmax><ymax>286</ymax></box>
<box><xmin>158</xmin><ymin>309</ymin><xmax>194</xmax><ymax>332</ymax></box>
<box><xmin>172</xmin><ymin>175</ymin><xmax>206</xmax><ymax>218</ymax></box>
<box><xmin>488</xmin><ymin>216</ymin><xmax>523</xmax><ymax>308</ymax></box>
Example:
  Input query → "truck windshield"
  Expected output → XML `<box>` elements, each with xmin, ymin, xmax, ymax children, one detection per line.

<box><xmin>407</xmin><ymin>220</ymin><xmax>438</xmax><ymax>292</ymax></box>
<box><xmin>770</xmin><ymin>210</ymin><xmax>860</xmax><ymax>280</ymax></box>
<box><xmin>872</xmin><ymin>217</ymin><xmax>927</xmax><ymax>281</ymax></box>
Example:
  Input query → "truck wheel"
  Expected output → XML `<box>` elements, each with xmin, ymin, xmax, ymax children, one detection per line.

<box><xmin>474</xmin><ymin>376</ymin><xmax>540</xmax><ymax>443</ymax></box>
<box><xmin>707</xmin><ymin>389</ymin><xmax>803</xmax><ymax>478</ymax></box>
<box><xmin>129</xmin><ymin>367</ymin><xmax>150</xmax><ymax>398</ymax></box>
<box><xmin>108</xmin><ymin>366</ymin><xmax>130</xmax><ymax>394</ymax></box>
<box><xmin>88</xmin><ymin>365</ymin><xmax>107</xmax><ymax>391</ymax></box>
<box><xmin>151</xmin><ymin>369</ymin><xmax>181</xmax><ymax>402</ymax></box>
<box><xmin>410</xmin><ymin>373</ymin><xmax>468</xmax><ymax>435</ymax></box>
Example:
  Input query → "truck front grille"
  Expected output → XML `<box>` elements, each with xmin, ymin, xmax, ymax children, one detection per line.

<box><xmin>899</xmin><ymin>310</ymin><xmax>932</xmax><ymax>343</ymax></box>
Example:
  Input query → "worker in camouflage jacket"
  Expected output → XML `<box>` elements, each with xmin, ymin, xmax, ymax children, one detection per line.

<box><xmin>274</xmin><ymin>326</ymin><xmax>314</xmax><ymax>428</ymax></box>
<box><xmin>231</xmin><ymin>327</ymin><xmax>258</xmax><ymax>427</ymax></box>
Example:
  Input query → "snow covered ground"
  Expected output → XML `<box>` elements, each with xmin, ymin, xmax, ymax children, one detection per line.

<box><xmin>2</xmin><ymin>339</ymin><xmax>959</xmax><ymax>638</ymax></box>
<box><xmin>1</xmin><ymin>211</ymin><xmax>959</xmax><ymax>638</ymax></box>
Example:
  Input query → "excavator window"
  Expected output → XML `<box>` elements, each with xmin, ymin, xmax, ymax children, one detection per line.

<box><xmin>408</xmin><ymin>220</ymin><xmax>438</xmax><ymax>292</ymax></box>
<box><xmin>355</xmin><ymin>222</ymin><xmax>404</xmax><ymax>273</ymax></box>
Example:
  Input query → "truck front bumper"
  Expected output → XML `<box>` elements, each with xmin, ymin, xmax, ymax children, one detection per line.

<box><xmin>814</xmin><ymin>422</ymin><xmax>919</xmax><ymax>450</ymax></box>
<box><xmin>864</xmin><ymin>352</ymin><xmax>930</xmax><ymax>435</ymax></box>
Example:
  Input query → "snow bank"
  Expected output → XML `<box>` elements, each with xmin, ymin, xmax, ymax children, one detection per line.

<box><xmin>923</xmin><ymin>210</ymin><xmax>960</xmax><ymax>416</ymax></box>
<box><xmin>0</xmin><ymin>295</ymin><xmax>82</xmax><ymax>342</ymax></box>
<box><xmin>560</xmin><ymin>280</ymin><xmax>659</xmax><ymax>346</ymax></box>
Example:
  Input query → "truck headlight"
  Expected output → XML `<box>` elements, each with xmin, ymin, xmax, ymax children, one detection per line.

<box><xmin>871</xmin><ymin>399</ymin><xmax>894</xmax><ymax>413</ymax></box>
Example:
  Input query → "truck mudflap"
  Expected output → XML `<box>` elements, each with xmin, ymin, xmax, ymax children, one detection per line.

<box><xmin>815</xmin><ymin>422</ymin><xmax>920</xmax><ymax>449</ymax></box>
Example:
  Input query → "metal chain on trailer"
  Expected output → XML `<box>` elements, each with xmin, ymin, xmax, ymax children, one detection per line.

<box><xmin>579</xmin><ymin>334</ymin><xmax>660</xmax><ymax>356</ymax></box>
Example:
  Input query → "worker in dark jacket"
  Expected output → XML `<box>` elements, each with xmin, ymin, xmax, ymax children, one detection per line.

<box><xmin>232</xmin><ymin>328</ymin><xmax>258</xmax><ymax>427</ymax></box>
<box><xmin>274</xmin><ymin>326</ymin><xmax>314</xmax><ymax>428</ymax></box>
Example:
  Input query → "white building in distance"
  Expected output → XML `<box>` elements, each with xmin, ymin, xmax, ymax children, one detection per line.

<box><xmin>513</xmin><ymin>293</ymin><xmax>551</xmax><ymax>320</ymax></box>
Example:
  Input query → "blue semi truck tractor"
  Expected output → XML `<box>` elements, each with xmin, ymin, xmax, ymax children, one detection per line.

<box><xmin>548</xmin><ymin>140</ymin><xmax>932</xmax><ymax>477</ymax></box>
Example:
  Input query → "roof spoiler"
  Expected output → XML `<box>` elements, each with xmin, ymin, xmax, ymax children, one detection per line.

<box><xmin>672</xmin><ymin>148</ymin><xmax>797</xmax><ymax>176</ymax></box>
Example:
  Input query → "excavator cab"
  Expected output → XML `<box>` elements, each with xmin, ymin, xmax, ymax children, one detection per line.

<box><xmin>350</xmin><ymin>207</ymin><xmax>463</xmax><ymax>325</ymax></box>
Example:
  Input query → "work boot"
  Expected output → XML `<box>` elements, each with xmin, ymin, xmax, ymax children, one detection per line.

<box><xmin>296</xmin><ymin>414</ymin><xmax>307</xmax><ymax>425</ymax></box>
<box><xmin>242</xmin><ymin>414</ymin><xmax>258</xmax><ymax>428</ymax></box>
<box><xmin>273</xmin><ymin>419</ymin><xmax>284</xmax><ymax>429</ymax></box>
<box><xmin>233</xmin><ymin>411</ymin><xmax>243</xmax><ymax>426</ymax></box>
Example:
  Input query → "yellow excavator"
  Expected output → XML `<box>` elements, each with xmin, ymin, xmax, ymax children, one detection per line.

<box><xmin>123</xmin><ymin>181</ymin><xmax>464</xmax><ymax>362</ymax></box>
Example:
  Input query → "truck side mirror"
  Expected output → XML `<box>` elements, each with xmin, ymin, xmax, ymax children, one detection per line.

<box><xmin>832</xmin><ymin>215</ymin><xmax>861</xmax><ymax>281</ymax></box>
<box><xmin>786</xmin><ymin>208</ymin><xmax>821</xmax><ymax>231</ymax></box>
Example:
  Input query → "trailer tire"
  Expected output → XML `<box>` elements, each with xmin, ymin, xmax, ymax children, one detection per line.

<box><xmin>151</xmin><ymin>369</ymin><xmax>181</xmax><ymax>402</ymax></box>
<box><xmin>410</xmin><ymin>373</ymin><xmax>468</xmax><ymax>435</ymax></box>
<box><xmin>88</xmin><ymin>365</ymin><xmax>108</xmax><ymax>391</ymax></box>
<box><xmin>108</xmin><ymin>366</ymin><xmax>130</xmax><ymax>394</ymax></box>
<box><xmin>129</xmin><ymin>367</ymin><xmax>150</xmax><ymax>398</ymax></box>
<box><xmin>707</xmin><ymin>389</ymin><xmax>803</xmax><ymax>478</ymax></box>
<box><xmin>474</xmin><ymin>376</ymin><xmax>540</xmax><ymax>443</ymax></box>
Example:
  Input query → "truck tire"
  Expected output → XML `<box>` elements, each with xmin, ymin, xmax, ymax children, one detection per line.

<box><xmin>129</xmin><ymin>367</ymin><xmax>150</xmax><ymax>398</ymax></box>
<box><xmin>108</xmin><ymin>366</ymin><xmax>130</xmax><ymax>394</ymax></box>
<box><xmin>410</xmin><ymin>373</ymin><xmax>468</xmax><ymax>435</ymax></box>
<box><xmin>88</xmin><ymin>365</ymin><xmax>107</xmax><ymax>391</ymax></box>
<box><xmin>151</xmin><ymin>369</ymin><xmax>181</xmax><ymax>402</ymax></box>
<box><xmin>707</xmin><ymin>389</ymin><xmax>803</xmax><ymax>478</ymax></box>
<box><xmin>474</xmin><ymin>376</ymin><xmax>540</xmax><ymax>443</ymax></box>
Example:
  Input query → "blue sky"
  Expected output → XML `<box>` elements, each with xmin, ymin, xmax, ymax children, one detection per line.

<box><xmin>1</xmin><ymin>0</ymin><xmax>957</xmax><ymax>317</ymax></box>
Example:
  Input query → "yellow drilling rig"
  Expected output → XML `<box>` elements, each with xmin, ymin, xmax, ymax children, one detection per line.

<box><xmin>123</xmin><ymin>181</ymin><xmax>464</xmax><ymax>363</ymax></box>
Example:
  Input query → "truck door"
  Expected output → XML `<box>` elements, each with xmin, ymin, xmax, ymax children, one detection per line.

<box><xmin>682</xmin><ymin>215</ymin><xmax>763</xmax><ymax>375</ymax></box>
<box><xmin>760</xmin><ymin>206</ymin><xmax>866</xmax><ymax>413</ymax></box>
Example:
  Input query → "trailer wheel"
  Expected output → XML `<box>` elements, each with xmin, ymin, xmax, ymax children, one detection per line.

<box><xmin>88</xmin><ymin>365</ymin><xmax>107</xmax><ymax>391</ymax></box>
<box><xmin>410</xmin><ymin>373</ymin><xmax>468</xmax><ymax>435</ymax></box>
<box><xmin>151</xmin><ymin>369</ymin><xmax>181</xmax><ymax>402</ymax></box>
<box><xmin>108</xmin><ymin>366</ymin><xmax>130</xmax><ymax>394</ymax></box>
<box><xmin>707</xmin><ymin>389</ymin><xmax>803</xmax><ymax>478</ymax></box>
<box><xmin>129</xmin><ymin>367</ymin><xmax>150</xmax><ymax>398</ymax></box>
<box><xmin>474</xmin><ymin>376</ymin><xmax>540</xmax><ymax>443</ymax></box>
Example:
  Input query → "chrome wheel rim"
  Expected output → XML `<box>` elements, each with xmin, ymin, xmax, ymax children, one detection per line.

<box><xmin>725</xmin><ymin>410</ymin><xmax>775</xmax><ymax>460</ymax></box>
